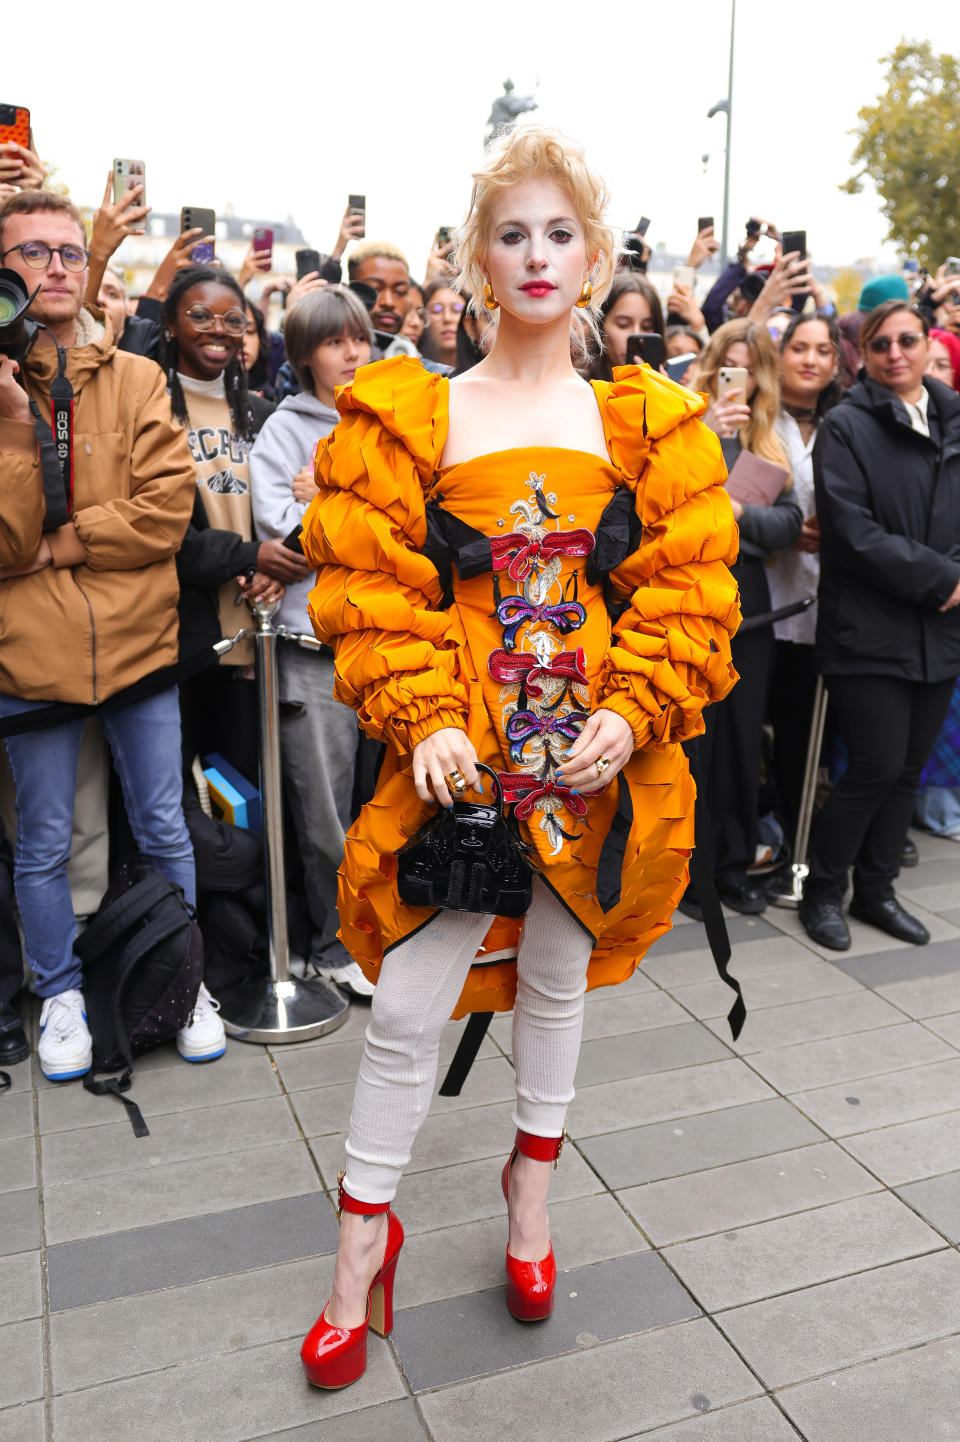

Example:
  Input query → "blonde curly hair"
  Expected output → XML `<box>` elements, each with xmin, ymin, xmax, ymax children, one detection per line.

<box><xmin>453</xmin><ymin>124</ymin><xmax>617</xmax><ymax>360</ymax></box>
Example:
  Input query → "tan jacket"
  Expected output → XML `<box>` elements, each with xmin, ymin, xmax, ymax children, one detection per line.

<box><xmin>0</xmin><ymin>310</ymin><xmax>195</xmax><ymax>704</ymax></box>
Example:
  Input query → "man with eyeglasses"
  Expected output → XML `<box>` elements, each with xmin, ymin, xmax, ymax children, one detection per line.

<box><xmin>0</xmin><ymin>190</ymin><xmax>206</xmax><ymax>1080</ymax></box>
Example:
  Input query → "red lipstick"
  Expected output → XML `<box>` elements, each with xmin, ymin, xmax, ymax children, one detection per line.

<box><xmin>520</xmin><ymin>282</ymin><xmax>555</xmax><ymax>297</ymax></box>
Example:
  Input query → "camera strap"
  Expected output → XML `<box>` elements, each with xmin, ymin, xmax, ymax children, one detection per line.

<box><xmin>30</xmin><ymin>344</ymin><xmax>74</xmax><ymax>531</ymax></box>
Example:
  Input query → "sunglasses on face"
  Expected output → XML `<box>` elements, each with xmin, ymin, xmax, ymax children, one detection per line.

<box><xmin>184</xmin><ymin>305</ymin><xmax>247</xmax><ymax>336</ymax></box>
<box><xmin>866</xmin><ymin>331</ymin><xmax>925</xmax><ymax>355</ymax></box>
<box><xmin>1</xmin><ymin>241</ymin><xmax>89</xmax><ymax>272</ymax></box>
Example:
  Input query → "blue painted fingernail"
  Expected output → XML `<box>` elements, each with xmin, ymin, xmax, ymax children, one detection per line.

<box><xmin>570</xmin><ymin>788</ymin><xmax>579</xmax><ymax>795</ymax></box>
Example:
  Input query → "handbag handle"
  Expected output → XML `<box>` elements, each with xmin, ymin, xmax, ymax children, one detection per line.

<box><xmin>471</xmin><ymin>762</ymin><xmax>505</xmax><ymax>818</ymax></box>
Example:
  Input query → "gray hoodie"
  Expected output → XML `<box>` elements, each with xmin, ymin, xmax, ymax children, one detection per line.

<box><xmin>250</xmin><ymin>391</ymin><xmax>340</xmax><ymax>635</ymax></box>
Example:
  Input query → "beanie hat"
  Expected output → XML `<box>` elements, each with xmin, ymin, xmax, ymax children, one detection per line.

<box><xmin>858</xmin><ymin>274</ymin><xmax>910</xmax><ymax>312</ymax></box>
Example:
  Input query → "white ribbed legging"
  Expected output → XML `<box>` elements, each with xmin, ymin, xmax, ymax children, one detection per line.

<box><xmin>343</xmin><ymin>880</ymin><xmax>594</xmax><ymax>1203</ymax></box>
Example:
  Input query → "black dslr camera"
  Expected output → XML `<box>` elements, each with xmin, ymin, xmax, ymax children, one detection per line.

<box><xmin>0</xmin><ymin>267</ymin><xmax>40</xmax><ymax>362</ymax></box>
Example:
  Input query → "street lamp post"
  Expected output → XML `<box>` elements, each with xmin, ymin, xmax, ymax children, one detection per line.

<box><xmin>707</xmin><ymin>0</ymin><xmax>736</xmax><ymax>268</ymax></box>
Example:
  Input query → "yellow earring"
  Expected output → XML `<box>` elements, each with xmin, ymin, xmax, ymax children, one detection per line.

<box><xmin>483</xmin><ymin>282</ymin><xmax>499</xmax><ymax>311</ymax></box>
<box><xmin>575</xmin><ymin>281</ymin><xmax>593</xmax><ymax>308</ymax></box>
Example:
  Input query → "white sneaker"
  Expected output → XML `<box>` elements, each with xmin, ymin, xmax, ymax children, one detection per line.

<box><xmin>313</xmin><ymin>959</ymin><xmax>376</xmax><ymax>998</ymax></box>
<box><xmin>176</xmin><ymin>983</ymin><xmax>226</xmax><ymax>1062</ymax></box>
<box><xmin>38</xmin><ymin>989</ymin><xmax>93</xmax><ymax>1081</ymax></box>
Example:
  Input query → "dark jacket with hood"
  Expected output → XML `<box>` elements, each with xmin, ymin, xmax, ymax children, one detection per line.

<box><xmin>813</xmin><ymin>374</ymin><xmax>960</xmax><ymax>682</ymax></box>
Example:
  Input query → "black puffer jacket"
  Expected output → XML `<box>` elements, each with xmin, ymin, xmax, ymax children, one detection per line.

<box><xmin>813</xmin><ymin>375</ymin><xmax>960</xmax><ymax>681</ymax></box>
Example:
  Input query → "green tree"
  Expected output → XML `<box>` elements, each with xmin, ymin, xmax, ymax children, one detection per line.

<box><xmin>842</xmin><ymin>39</ymin><xmax>960</xmax><ymax>268</ymax></box>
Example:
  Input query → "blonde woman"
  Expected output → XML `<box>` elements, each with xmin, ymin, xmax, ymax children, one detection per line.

<box><xmin>297</xmin><ymin>126</ymin><xmax>739</xmax><ymax>1389</ymax></box>
<box><xmin>680</xmin><ymin>320</ymin><xmax>803</xmax><ymax>918</ymax></box>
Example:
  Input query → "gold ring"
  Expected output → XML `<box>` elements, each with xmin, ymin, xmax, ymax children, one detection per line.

<box><xmin>445</xmin><ymin>768</ymin><xmax>467</xmax><ymax>793</ymax></box>
<box><xmin>595</xmin><ymin>756</ymin><xmax>611</xmax><ymax>776</ymax></box>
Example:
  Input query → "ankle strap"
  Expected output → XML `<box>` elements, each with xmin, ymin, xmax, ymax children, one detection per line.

<box><xmin>337</xmin><ymin>1170</ymin><xmax>391</xmax><ymax>1218</ymax></box>
<box><xmin>514</xmin><ymin>1129</ymin><xmax>566</xmax><ymax>1167</ymax></box>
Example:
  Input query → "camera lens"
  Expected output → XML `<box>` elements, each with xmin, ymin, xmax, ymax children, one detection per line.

<box><xmin>0</xmin><ymin>289</ymin><xmax>21</xmax><ymax>324</ymax></box>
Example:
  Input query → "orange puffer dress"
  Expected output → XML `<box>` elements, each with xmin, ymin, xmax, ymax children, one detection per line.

<box><xmin>301</xmin><ymin>356</ymin><xmax>740</xmax><ymax>1019</ymax></box>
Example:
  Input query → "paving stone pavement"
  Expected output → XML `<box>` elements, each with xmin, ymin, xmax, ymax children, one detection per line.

<box><xmin>2</xmin><ymin>828</ymin><xmax>959</xmax><ymax>1440</ymax></box>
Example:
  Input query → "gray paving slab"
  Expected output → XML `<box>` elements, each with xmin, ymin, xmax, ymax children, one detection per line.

<box><xmin>249</xmin><ymin>1399</ymin><xmax>429</xmax><ymax>1442</ymax></box>
<box><xmin>43</xmin><ymin>1138</ymin><xmax>321</xmax><ymax>1244</ymax></box>
<box><xmin>647</xmin><ymin>914</ymin><xmax>782</xmax><ymax>958</ymax></box>
<box><xmin>50</xmin><ymin>1256</ymin><xmax>326</xmax><ymax>1393</ymax></box>
<box><xmin>666</xmin><ymin>956</ymin><xmax>862</xmax><ymax>1020</ymax></box>
<box><xmin>875</xmin><ymin>971</ymin><xmax>960</xmax><ymax>1019</ymax></box>
<box><xmin>273</xmin><ymin>1027</ymin><xmax>498</xmax><ymax>1093</ymax></box>
<box><xmin>896</xmin><ymin>858</ymin><xmax>960</xmax><ymax>895</ymax></box>
<box><xmin>834</xmin><ymin>937</ymin><xmax>960</xmax><ymax>989</ymax></box>
<box><xmin>487</xmin><ymin>987</ymin><xmax>690</xmax><ymax>1049</ymax></box>
<box><xmin>0</xmin><ymin>1189</ymin><xmax>40</xmax><ymax>1258</ymax></box>
<box><xmin>40</xmin><ymin>1095</ymin><xmax>299</xmax><ymax>1185</ymax></box>
<box><xmin>0</xmin><ymin>1401</ymin><xmax>44</xmax><ymax>1442</ymax></box>
<box><xmin>398</xmin><ymin>1144</ymin><xmax>600</xmax><ymax>1234</ymax></box>
<box><xmin>393</xmin><ymin>1250</ymin><xmax>699</xmax><ymax>1392</ymax></box>
<box><xmin>924</xmin><ymin>1011</ymin><xmax>960</xmax><ymax>1046</ymax></box>
<box><xmin>396</xmin><ymin>1192</ymin><xmax>647</xmax><ymax>1310</ymax></box>
<box><xmin>665</xmin><ymin>1190</ymin><xmax>943</xmax><ymax>1311</ymax></box>
<box><xmin>573</xmin><ymin>1059</ymin><xmax>775</xmax><ymax>1139</ymax></box>
<box><xmin>574</xmin><ymin>1023</ymin><xmax>733</xmax><ymax>1088</ymax></box>
<box><xmin>46</xmin><ymin>1192</ymin><xmax>337</xmax><ymax>1311</ymax></box>
<box><xmin>624</xmin><ymin>1396</ymin><xmax>800</xmax><ymax>1439</ymax></box>
<box><xmin>50</xmin><ymin>1333</ymin><xmax>405</xmax><ymax>1442</ymax></box>
<box><xmin>0</xmin><ymin>1136</ymin><xmax>36</xmax><ymax>1194</ymax></box>
<box><xmin>0</xmin><ymin>1250</ymin><xmax>41</xmax><ymax>1325</ymax></box>
<box><xmin>643</xmin><ymin>934</ymin><xmax>814</xmax><ymax>990</ymax></box>
<box><xmin>747</xmin><ymin>1022</ymin><xmax>956</xmax><ymax>1094</ymax></box>
<box><xmin>32</xmin><ymin>1033</ymin><xmax>259</xmax><ymax>1089</ymax></box>
<box><xmin>37</xmin><ymin>1052</ymin><xmax>280</xmax><ymax>1133</ymax></box>
<box><xmin>704</xmin><ymin>987</ymin><xmax>907</xmax><ymax>1055</ymax></box>
<box><xmin>580</xmin><ymin>1097</ymin><xmax>825</xmax><ymax>1190</ymax></box>
<box><xmin>895</xmin><ymin>1170</ymin><xmax>960</xmax><ymax>1241</ymax></box>
<box><xmin>0</xmin><ymin>1318</ymin><xmax>43</xmax><ymax>1408</ymax></box>
<box><xmin>795</xmin><ymin>1057</ymin><xmax>960</xmax><ymax>1137</ymax></box>
<box><xmin>776</xmin><ymin>1333</ymin><xmax>960</xmax><ymax>1441</ymax></box>
<box><xmin>0</xmin><ymin>1090</ymin><xmax>33</xmax><ymax>1142</ymax></box>
<box><xmin>416</xmin><ymin>1319</ymin><xmax>762</xmax><ymax>1442</ymax></box>
<box><xmin>620</xmin><ymin>1141</ymin><xmax>878</xmax><ymax>1245</ymax></box>
<box><xmin>0</xmin><ymin>1056</ymin><xmax>33</xmax><ymax>1092</ymax></box>
<box><xmin>897</xmin><ymin>881</ymin><xmax>960</xmax><ymax>913</ymax></box>
<box><xmin>720</xmin><ymin>1249</ymin><xmax>960</xmax><ymax>1388</ymax></box>
<box><xmin>843</xmin><ymin>1110</ymin><xmax>960</xmax><ymax>1186</ymax></box>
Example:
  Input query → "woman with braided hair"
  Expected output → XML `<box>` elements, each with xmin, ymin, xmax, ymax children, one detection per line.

<box><xmin>298</xmin><ymin>125</ymin><xmax>740</xmax><ymax>1388</ymax></box>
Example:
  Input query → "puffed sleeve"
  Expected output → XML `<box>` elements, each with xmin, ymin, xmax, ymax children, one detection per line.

<box><xmin>594</xmin><ymin>369</ymin><xmax>740</xmax><ymax>750</ymax></box>
<box><xmin>301</xmin><ymin>365</ymin><xmax>469</xmax><ymax>751</ymax></box>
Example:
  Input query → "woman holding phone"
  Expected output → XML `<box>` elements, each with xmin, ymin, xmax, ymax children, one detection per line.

<box><xmin>685</xmin><ymin>320</ymin><xmax>803</xmax><ymax>916</ymax></box>
<box><xmin>296</xmin><ymin>124</ymin><xmax>739</xmax><ymax>1389</ymax></box>
<box><xmin>588</xmin><ymin>272</ymin><xmax>663</xmax><ymax>379</ymax></box>
<box><xmin>799</xmin><ymin>301</ymin><xmax>960</xmax><ymax>950</ymax></box>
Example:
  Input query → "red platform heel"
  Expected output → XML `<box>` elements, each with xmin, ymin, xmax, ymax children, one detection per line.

<box><xmin>500</xmin><ymin>1129</ymin><xmax>564</xmax><ymax>1322</ymax></box>
<box><xmin>300</xmin><ymin>1175</ymin><xmax>404</xmax><ymax>1389</ymax></box>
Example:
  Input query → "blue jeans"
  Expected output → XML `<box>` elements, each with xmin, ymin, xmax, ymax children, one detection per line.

<box><xmin>0</xmin><ymin>687</ymin><xmax>195</xmax><ymax>997</ymax></box>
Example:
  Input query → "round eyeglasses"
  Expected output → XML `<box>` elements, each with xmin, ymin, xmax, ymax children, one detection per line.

<box><xmin>1</xmin><ymin>241</ymin><xmax>90</xmax><ymax>272</ymax></box>
<box><xmin>866</xmin><ymin>331</ymin><xmax>925</xmax><ymax>355</ymax></box>
<box><xmin>427</xmin><ymin>299</ymin><xmax>465</xmax><ymax>315</ymax></box>
<box><xmin>184</xmin><ymin>305</ymin><xmax>248</xmax><ymax>336</ymax></box>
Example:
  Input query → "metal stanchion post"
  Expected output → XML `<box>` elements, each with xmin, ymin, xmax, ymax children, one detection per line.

<box><xmin>218</xmin><ymin>598</ymin><xmax>349</xmax><ymax>1043</ymax></box>
<box><xmin>769</xmin><ymin>675</ymin><xmax>829</xmax><ymax>909</ymax></box>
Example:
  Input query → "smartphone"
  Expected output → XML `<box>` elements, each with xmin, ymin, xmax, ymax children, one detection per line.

<box><xmin>348</xmin><ymin>193</ymin><xmax>366</xmax><ymax>239</ymax></box>
<box><xmin>781</xmin><ymin>230</ymin><xmax>807</xmax><ymax>260</ymax></box>
<box><xmin>902</xmin><ymin>258</ymin><xmax>919</xmax><ymax>276</ymax></box>
<box><xmin>944</xmin><ymin>257</ymin><xmax>960</xmax><ymax>277</ymax></box>
<box><xmin>181</xmin><ymin>207</ymin><xmax>216</xmax><ymax>263</ymax></box>
<box><xmin>296</xmin><ymin>248</ymin><xmax>322</xmax><ymax>280</ymax></box>
<box><xmin>697</xmin><ymin>216</ymin><xmax>714</xmax><ymax>234</ymax></box>
<box><xmin>635</xmin><ymin>216</ymin><xmax>651</xmax><ymax>238</ymax></box>
<box><xmin>717</xmin><ymin>366</ymin><xmax>749</xmax><ymax>401</ymax></box>
<box><xmin>673</xmin><ymin>265</ymin><xmax>696</xmax><ymax>291</ymax></box>
<box><xmin>282</xmin><ymin>524</ymin><xmax>304</xmax><ymax>554</ymax></box>
<box><xmin>252</xmin><ymin>226</ymin><xmax>273</xmax><ymax>267</ymax></box>
<box><xmin>112</xmin><ymin>159</ymin><xmax>146</xmax><ymax>233</ymax></box>
<box><xmin>0</xmin><ymin>103</ymin><xmax>30</xmax><ymax>147</ymax></box>
<box><xmin>746</xmin><ymin>218</ymin><xmax>762</xmax><ymax>238</ymax></box>
<box><xmin>665</xmin><ymin>352</ymin><xmax>698</xmax><ymax>384</ymax></box>
<box><xmin>628</xmin><ymin>333</ymin><xmax>665</xmax><ymax>370</ymax></box>
<box><xmin>437</xmin><ymin>225</ymin><xmax>454</xmax><ymax>248</ymax></box>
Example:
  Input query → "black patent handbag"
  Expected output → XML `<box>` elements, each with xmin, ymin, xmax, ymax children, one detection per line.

<box><xmin>395</xmin><ymin>763</ymin><xmax>535</xmax><ymax>917</ymax></box>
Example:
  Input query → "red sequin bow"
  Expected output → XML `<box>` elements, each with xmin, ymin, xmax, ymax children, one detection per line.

<box><xmin>488</xmin><ymin>646</ymin><xmax>588</xmax><ymax>698</ymax></box>
<box><xmin>496</xmin><ymin>773</ymin><xmax>588</xmax><ymax>819</ymax></box>
<box><xmin>490</xmin><ymin>528</ymin><xmax>595</xmax><ymax>582</ymax></box>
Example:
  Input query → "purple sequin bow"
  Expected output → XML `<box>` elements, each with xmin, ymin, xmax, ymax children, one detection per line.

<box><xmin>495</xmin><ymin>595</ymin><xmax>587</xmax><ymax>652</ymax></box>
<box><xmin>505</xmin><ymin>709</ymin><xmax>585</xmax><ymax>762</ymax></box>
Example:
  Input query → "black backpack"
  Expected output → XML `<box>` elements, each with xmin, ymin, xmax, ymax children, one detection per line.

<box><xmin>74</xmin><ymin>857</ymin><xmax>204</xmax><ymax>1136</ymax></box>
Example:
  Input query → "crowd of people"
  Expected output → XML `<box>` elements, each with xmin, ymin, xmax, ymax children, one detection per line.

<box><xmin>0</xmin><ymin>129</ymin><xmax>958</xmax><ymax>1093</ymax></box>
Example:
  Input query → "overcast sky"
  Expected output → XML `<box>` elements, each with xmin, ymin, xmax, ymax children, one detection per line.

<box><xmin>8</xmin><ymin>0</ymin><xmax>958</xmax><ymax>275</ymax></box>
